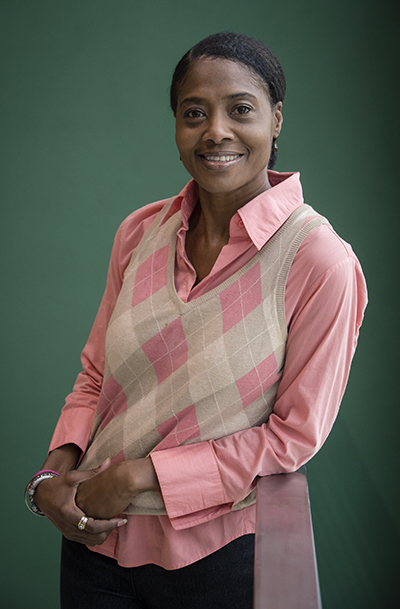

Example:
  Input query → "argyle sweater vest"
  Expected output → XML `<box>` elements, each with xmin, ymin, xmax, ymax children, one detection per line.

<box><xmin>79</xmin><ymin>198</ymin><xmax>328</xmax><ymax>515</ymax></box>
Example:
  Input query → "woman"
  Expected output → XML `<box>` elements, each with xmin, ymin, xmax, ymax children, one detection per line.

<box><xmin>25</xmin><ymin>32</ymin><xmax>367</xmax><ymax>608</ymax></box>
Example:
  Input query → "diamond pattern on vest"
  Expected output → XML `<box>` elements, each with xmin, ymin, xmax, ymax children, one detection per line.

<box><xmin>157</xmin><ymin>404</ymin><xmax>200</xmax><ymax>450</ymax></box>
<box><xmin>78</xmin><ymin>199</ymin><xmax>328</xmax><ymax>515</ymax></box>
<box><xmin>97</xmin><ymin>375</ymin><xmax>128</xmax><ymax>430</ymax></box>
<box><xmin>132</xmin><ymin>244</ymin><xmax>169</xmax><ymax>306</ymax></box>
<box><xmin>142</xmin><ymin>316</ymin><xmax>188</xmax><ymax>384</ymax></box>
<box><xmin>236</xmin><ymin>352</ymin><xmax>280</xmax><ymax>408</ymax></box>
<box><xmin>219</xmin><ymin>261</ymin><xmax>263</xmax><ymax>332</ymax></box>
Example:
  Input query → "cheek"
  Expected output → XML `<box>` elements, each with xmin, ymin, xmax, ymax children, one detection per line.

<box><xmin>250</xmin><ymin>134</ymin><xmax>273</xmax><ymax>162</ymax></box>
<box><xmin>241</xmin><ymin>122</ymin><xmax>272</xmax><ymax>149</ymax></box>
<box><xmin>175</xmin><ymin>131</ymin><xmax>191</xmax><ymax>158</ymax></box>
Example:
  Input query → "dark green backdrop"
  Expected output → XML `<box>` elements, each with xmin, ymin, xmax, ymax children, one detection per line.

<box><xmin>2</xmin><ymin>1</ymin><xmax>399</xmax><ymax>607</ymax></box>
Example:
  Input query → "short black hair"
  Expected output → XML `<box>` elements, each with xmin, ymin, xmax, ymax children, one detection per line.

<box><xmin>170</xmin><ymin>32</ymin><xmax>286</xmax><ymax>168</ymax></box>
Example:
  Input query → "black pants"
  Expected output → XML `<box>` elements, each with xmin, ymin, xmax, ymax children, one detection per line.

<box><xmin>60</xmin><ymin>534</ymin><xmax>254</xmax><ymax>609</ymax></box>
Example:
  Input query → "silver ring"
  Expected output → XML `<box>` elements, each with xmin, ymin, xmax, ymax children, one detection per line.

<box><xmin>77</xmin><ymin>515</ymin><xmax>88</xmax><ymax>531</ymax></box>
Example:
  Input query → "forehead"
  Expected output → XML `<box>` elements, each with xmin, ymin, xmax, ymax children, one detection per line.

<box><xmin>178</xmin><ymin>57</ymin><xmax>270</xmax><ymax>103</ymax></box>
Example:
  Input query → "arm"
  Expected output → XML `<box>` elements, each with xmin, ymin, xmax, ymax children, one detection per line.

<box><xmin>49</xmin><ymin>200</ymin><xmax>166</xmax><ymax>454</ymax></box>
<box><xmin>34</xmin><ymin>202</ymin><xmax>166</xmax><ymax>540</ymax></box>
<box><xmin>151</xmin><ymin>250</ymin><xmax>367</xmax><ymax>529</ymax></box>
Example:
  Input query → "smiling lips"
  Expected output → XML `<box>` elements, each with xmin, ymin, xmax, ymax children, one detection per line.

<box><xmin>203</xmin><ymin>154</ymin><xmax>240</xmax><ymax>161</ymax></box>
<box><xmin>200</xmin><ymin>153</ymin><xmax>243</xmax><ymax>168</ymax></box>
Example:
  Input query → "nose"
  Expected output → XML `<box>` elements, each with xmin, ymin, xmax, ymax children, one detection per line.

<box><xmin>202</xmin><ymin>111</ymin><xmax>233</xmax><ymax>144</ymax></box>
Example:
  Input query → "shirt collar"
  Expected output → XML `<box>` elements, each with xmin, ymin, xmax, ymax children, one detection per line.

<box><xmin>162</xmin><ymin>180</ymin><xmax>199</xmax><ymax>228</ymax></box>
<box><xmin>237</xmin><ymin>170</ymin><xmax>304</xmax><ymax>250</ymax></box>
<box><xmin>163</xmin><ymin>171</ymin><xmax>304</xmax><ymax>250</ymax></box>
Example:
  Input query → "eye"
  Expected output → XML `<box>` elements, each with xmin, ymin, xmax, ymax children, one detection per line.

<box><xmin>232</xmin><ymin>104</ymin><xmax>252</xmax><ymax>116</ymax></box>
<box><xmin>184</xmin><ymin>109</ymin><xmax>205</xmax><ymax>119</ymax></box>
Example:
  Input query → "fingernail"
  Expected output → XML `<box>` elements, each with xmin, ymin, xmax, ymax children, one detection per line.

<box><xmin>117</xmin><ymin>519</ymin><xmax>128</xmax><ymax>527</ymax></box>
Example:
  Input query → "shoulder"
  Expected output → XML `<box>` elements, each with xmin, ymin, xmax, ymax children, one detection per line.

<box><xmin>118</xmin><ymin>198</ymin><xmax>171</xmax><ymax>240</ymax></box>
<box><xmin>110</xmin><ymin>197</ymin><xmax>174</xmax><ymax>280</ymax></box>
<box><xmin>292</xmin><ymin>222</ymin><xmax>362</xmax><ymax>288</ymax></box>
<box><xmin>286</xmin><ymin>221</ymin><xmax>367</xmax><ymax>326</ymax></box>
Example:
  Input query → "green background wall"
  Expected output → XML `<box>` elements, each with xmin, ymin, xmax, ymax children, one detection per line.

<box><xmin>2</xmin><ymin>1</ymin><xmax>399</xmax><ymax>607</ymax></box>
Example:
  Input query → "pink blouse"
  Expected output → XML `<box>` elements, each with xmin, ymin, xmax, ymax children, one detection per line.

<box><xmin>49</xmin><ymin>170</ymin><xmax>367</xmax><ymax>568</ymax></box>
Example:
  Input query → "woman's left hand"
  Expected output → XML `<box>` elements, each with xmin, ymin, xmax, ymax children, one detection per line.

<box><xmin>76</xmin><ymin>457</ymin><xmax>160</xmax><ymax>520</ymax></box>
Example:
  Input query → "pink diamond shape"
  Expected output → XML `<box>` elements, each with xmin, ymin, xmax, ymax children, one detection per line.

<box><xmin>236</xmin><ymin>353</ymin><xmax>281</xmax><ymax>408</ymax></box>
<box><xmin>142</xmin><ymin>316</ymin><xmax>188</xmax><ymax>384</ymax></box>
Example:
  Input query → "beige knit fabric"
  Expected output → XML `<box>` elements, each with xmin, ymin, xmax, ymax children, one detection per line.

<box><xmin>79</xmin><ymin>199</ymin><xmax>328</xmax><ymax>515</ymax></box>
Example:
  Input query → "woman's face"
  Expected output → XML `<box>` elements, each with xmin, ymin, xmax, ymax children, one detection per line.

<box><xmin>175</xmin><ymin>57</ymin><xmax>283</xmax><ymax>201</ymax></box>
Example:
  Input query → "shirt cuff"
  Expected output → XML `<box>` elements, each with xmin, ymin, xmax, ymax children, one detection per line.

<box><xmin>48</xmin><ymin>407</ymin><xmax>95</xmax><ymax>455</ymax></box>
<box><xmin>150</xmin><ymin>442</ymin><xmax>232</xmax><ymax>529</ymax></box>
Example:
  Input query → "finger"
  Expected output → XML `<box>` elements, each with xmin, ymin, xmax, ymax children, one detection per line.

<box><xmin>73</xmin><ymin>517</ymin><xmax>127</xmax><ymax>546</ymax></box>
<box><xmin>85</xmin><ymin>516</ymin><xmax>128</xmax><ymax>535</ymax></box>
<box><xmin>64</xmin><ymin>467</ymin><xmax>107</xmax><ymax>489</ymax></box>
<box><xmin>93</xmin><ymin>458</ymin><xmax>112</xmax><ymax>475</ymax></box>
<box><xmin>63</xmin><ymin>514</ymin><xmax>127</xmax><ymax>546</ymax></box>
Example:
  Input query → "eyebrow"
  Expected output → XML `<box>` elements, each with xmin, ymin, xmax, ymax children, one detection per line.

<box><xmin>179</xmin><ymin>92</ymin><xmax>257</xmax><ymax>107</ymax></box>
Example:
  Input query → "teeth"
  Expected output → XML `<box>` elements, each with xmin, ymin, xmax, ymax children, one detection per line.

<box><xmin>204</xmin><ymin>154</ymin><xmax>240</xmax><ymax>162</ymax></box>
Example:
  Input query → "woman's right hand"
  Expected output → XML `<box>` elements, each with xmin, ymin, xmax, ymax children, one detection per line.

<box><xmin>33</xmin><ymin>446</ymin><xmax>127</xmax><ymax>546</ymax></box>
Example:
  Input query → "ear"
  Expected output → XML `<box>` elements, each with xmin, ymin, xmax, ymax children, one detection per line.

<box><xmin>273</xmin><ymin>101</ymin><xmax>283</xmax><ymax>138</ymax></box>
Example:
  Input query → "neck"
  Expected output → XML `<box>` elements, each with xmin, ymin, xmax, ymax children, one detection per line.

<box><xmin>185</xmin><ymin>173</ymin><xmax>272</xmax><ymax>283</ymax></box>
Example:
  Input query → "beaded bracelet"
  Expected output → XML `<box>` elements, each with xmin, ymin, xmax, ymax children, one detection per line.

<box><xmin>24</xmin><ymin>470</ymin><xmax>60</xmax><ymax>516</ymax></box>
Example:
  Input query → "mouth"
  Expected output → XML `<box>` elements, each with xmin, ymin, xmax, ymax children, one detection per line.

<box><xmin>199</xmin><ymin>153</ymin><xmax>244</xmax><ymax>169</ymax></box>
